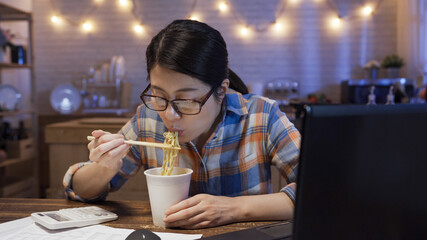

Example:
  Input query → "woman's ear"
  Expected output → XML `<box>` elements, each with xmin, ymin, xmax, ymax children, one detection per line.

<box><xmin>218</xmin><ymin>79</ymin><xmax>230</xmax><ymax>100</ymax></box>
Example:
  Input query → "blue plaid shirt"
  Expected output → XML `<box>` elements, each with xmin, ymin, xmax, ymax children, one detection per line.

<box><xmin>64</xmin><ymin>91</ymin><xmax>300</xmax><ymax>202</ymax></box>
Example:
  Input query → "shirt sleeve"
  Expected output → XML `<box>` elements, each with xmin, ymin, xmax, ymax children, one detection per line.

<box><xmin>267</xmin><ymin>102</ymin><xmax>301</xmax><ymax>184</ymax></box>
<box><xmin>62</xmin><ymin>161</ymin><xmax>109</xmax><ymax>202</ymax></box>
<box><xmin>281</xmin><ymin>184</ymin><xmax>296</xmax><ymax>203</ymax></box>
<box><xmin>63</xmin><ymin>108</ymin><xmax>144</xmax><ymax>202</ymax></box>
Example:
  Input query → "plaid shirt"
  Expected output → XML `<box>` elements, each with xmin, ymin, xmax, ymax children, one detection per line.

<box><xmin>64</xmin><ymin>91</ymin><xmax>300</xmax><ymax>202</ymax></box>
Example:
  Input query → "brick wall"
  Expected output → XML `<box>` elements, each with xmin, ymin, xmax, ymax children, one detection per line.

<box><xmin>32</xmin><ymin>0</ymin><xmax>398</xmax><ymax>114</ymax></box>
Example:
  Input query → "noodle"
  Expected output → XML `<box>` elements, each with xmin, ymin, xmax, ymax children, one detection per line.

<box><xmin>160</xmin><ymin>131</ymin><xmax>180</xmax><ymax>176</ymax></box>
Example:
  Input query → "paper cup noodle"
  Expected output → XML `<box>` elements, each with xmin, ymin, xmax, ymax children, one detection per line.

<box><xmin>144</xmin><ymin>167</ymin><xmax>193</xmax><ymax>228</ymax></box>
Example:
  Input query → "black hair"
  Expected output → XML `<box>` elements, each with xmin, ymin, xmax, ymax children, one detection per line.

<box><xmin>146</xmin><ymin>19</ymin><xmax>248</xmax><ymax>96</ymax></box>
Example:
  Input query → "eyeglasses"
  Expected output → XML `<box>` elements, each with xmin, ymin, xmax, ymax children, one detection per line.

<box><xmin>140</xmin><ymin>84</ymin><xmax>219</xmax><ymax>115</ymax></box>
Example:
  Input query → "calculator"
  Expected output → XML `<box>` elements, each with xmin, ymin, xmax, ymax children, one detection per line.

<box><xmin>31</xmin><ymin>206</ymin><xmax>118</xmax><ymax>230</ymax></box>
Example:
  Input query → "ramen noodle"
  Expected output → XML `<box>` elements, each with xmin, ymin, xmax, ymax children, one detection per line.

<box><xmin>160</xmin><ymin>131</ymin><xmax>180</xmax><ymax>176</ymax></box>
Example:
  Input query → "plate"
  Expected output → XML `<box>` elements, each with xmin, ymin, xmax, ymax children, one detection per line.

<box><xmin>50</xmin><ymin>84</ymin><xmax>82</xmax><ymax>114</ymax></box>
<box><xmin>115</xmin><ymin>56</ymin><xmax>125</xmax><ymax>79</ymax></box>
<box><xmin>0</xmin><ymin>84</ymin><xmax>22</xmax><ymax>111</ymax></box>
<box><xmin>109</xmin><ymin>56</ymin><xmax>117</xmax><ymax>81</ymax></box>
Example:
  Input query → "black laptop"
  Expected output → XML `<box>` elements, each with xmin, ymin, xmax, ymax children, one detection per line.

<box><xmin>203</xmin><ymin>104</ymin><xmax>427</xmax><ymax>240</ymax></box>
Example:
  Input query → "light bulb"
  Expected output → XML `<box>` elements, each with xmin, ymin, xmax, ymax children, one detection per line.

<box><xmin>274</xmin><ymin>22</ymin><xmax>283</xmax><ymax>31</ymax></box>
<box><xmin>82</xmin><ymin>21</ymin><xmax>93</xmax><ymax>32</ymax></box>
<box><xmin>331</xmin><ymin>17</ymin><xmax>341</xmax><ymax>28</ymax></box>
<box><xmin>134</xmin><ymin>24</ymin><xmax>144</xmax><ymax>34</ymax></box>
<box><xmin>218</xmin><ymin>2</ymin><xmax>228</xmax><ymax>12</ymax></box>
<box><xmin>189</xmin><ymin>14</ymin><xmax>200</xmax><ymax>21</ymax></box>
<box><xmin>241</xmin><ymin>26</ymin><xmax>249</xmax><ymax>36</ymax></box>
<box><xmin>118</xmin><ymin>0</ymin><xmax>129</xmax><ymax>7</ymax></box>
<box><xmin>362</xmin><ymin>6</ymin><xmax>373</xmax><ymax>16</ymax></box>
<box><xmin>51</xmin><ymin>15</ymin><xmax>60</xmax><ymax>23</ymax></box>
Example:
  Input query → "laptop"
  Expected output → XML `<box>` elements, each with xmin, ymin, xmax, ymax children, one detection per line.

<box><xmin>203</xmin><ymin>104</ymin><xmax>427</xmax><ymax>240</ymax></box>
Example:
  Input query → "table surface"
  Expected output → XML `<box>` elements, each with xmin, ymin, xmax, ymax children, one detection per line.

<box><xmin>0</xmin><ymin>198</ymin><xmax>276</xmax><ymax>238</ymax></box>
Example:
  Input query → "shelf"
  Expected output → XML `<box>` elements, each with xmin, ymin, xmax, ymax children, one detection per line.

<box><xmin>0</xmin><ymin>156</ymin><xmax>33</xmax><ymax>168</ymax></box>
<box><xmin>0</xmin><ymin>176</ymin><xmax>35</xmax><ymax>197</ymax></box>
<box><xmin>86</xmin><ymin>83</ymin><xmax>119</xmax><ymax>87</ymax></box>
<box><xmin>0</xmin><ymin>110</ymin><xmax>36</xmax><ymax>116</ymax></box>
<box><xmin>0</xmin><ymin>2</ymin><xmax>31</xmax><ymax>21</ymax></box>
<box><xmin>0</xmin><ymin>62</ymin><xmax>32</xmax><ymax>69</ymax></box>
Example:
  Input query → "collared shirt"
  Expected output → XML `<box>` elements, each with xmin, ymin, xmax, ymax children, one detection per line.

<box><xmin>63</xmin><ymin>91</ymin><xmax>301</xmax><ymax>202</ymax></box>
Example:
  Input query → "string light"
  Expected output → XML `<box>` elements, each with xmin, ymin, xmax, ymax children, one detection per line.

<box><xmin>50</xmin><ymin>15</ymin><xmax>60</xmax><ymax>24</ymax></box>
<box><xmin>240</xmin><ymin>26</ymin><xmax>249</xmax><ymax>36</ymax></box>
<box><xmin>330</xmin><ymin>17</ymin><xmax>342</xmax><ymax>28</ymax></box>
<box><xmin>47</xmin><ymin>0</ymin><xmax>383</xmax><ymax>36</ymax></box>
<box><xmin>362</xmin><ymin>6</ymin><xmax>374</xmax><ymax>16</ymax></box>
<box><xmin>273</xmin><ymin>22</ymin><xmax>283</xmax><ymax>31</ymax></box>
<box><xmin>82</xmin><ymin>21</ymin><xmax>94</xmax><ymax>32</ymax></box>
<box><xmin>218</xmin><ymin>2</ymin><xmax>228</xmax><ymax>12</ymax></box>
<box><xmin>189</xmin><ymin>14</ymin><xmax>201</xmax><ymax>21</ymax></box>
<box><xmin>118</xmin><ymin>0</ymin><xmax>130</xmax><ymax>7</ymax></box>
<box><xmin>133</xmin><ymin>23</ymin><xmax>144</xmax><ymax>34</ymax></box>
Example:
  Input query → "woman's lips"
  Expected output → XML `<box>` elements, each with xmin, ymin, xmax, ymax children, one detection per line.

<box><xmin>168</xmin><ymin>128</ymin><xmax>184</xmax><ymax>137</ymax></box>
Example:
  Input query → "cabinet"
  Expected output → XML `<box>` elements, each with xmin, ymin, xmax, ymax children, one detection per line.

<box><xmin>0</xmin><ymin>3</ymin><xmax>38</xmax><ymax>197</ymax></box>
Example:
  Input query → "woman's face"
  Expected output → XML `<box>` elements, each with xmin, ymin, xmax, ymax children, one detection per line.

<box><xmin>148</xmin><ymin>65</ymin><xmax>225</xmax><ymax>143</ymax></box>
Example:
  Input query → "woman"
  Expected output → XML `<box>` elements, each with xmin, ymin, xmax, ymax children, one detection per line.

<box><xmin>64</xmin><ymin>19</ymin><xmax>300</xmax><ymax>229</ymax></box>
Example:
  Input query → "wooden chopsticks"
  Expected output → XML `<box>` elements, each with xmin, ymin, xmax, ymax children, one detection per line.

<box><xmin>87</xmin><ymin>136</ymin><xmax>181</xmax><ymax>150</ymax></box>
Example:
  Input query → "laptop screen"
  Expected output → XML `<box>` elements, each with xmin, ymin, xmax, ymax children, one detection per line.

<box><xmin>294</xmin><ymin>104</ymin><xmax>427</xmax><ymax>240</ymax></box>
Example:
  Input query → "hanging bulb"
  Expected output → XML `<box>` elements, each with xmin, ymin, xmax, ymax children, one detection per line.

<box><xmin>330</xmin><ymin>17</ymin><xmax>341</xmax><ymax>28</ymax></box>
<box><xmin>118</xmin><ymin>0</ymin><xmax>130</xmax><ymax>7</ymax></box>
<box><xmin>133</xmin><ymin>24</ymin><xmax>144</xmax><ymax>34</ymax></box>
<box><xmin>218</xmin><ymin>2</ymin><xmax>228</xmax><ymax>12</ymax></box>
<box><xmin>51</xmin><ymin>15</ymin><xmax>60</xmax><ymax>23</ymax></box>
<box><xmin>274</xmin><ymin>22</ymin><xmax>283</xmax><ymax>31</ymax></box>
<box><xmin>240</xmin><ymin>26</ymin><xmax>249</xmax><ymax>36</ymax></box>
<box><xmin>189</xmin><ymin>14</ymin><xmax>200</xmax><ymax>21</ymax></box>
<box><xmin>362</xmin><ymin>6</ymin><xmax>374</xmax><ymax>16</ymax></box>
<box><xmin>82</xmin><ymin>21</ymin><xmax>94</xmax><ymax>32</ymax></box>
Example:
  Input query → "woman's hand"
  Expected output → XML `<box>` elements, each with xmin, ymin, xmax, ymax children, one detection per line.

<box><xmin>163</xmin><ymin>194</ymin><xmax>238</xmax><ymax>229</ymax></box>
<box><xmin>163</xmin><ymin>191</ymin><xmax>294</xmax><ymax>229</ymax></box>
<box><xmin>88</xmin><ymin>130</ymin><xmax>129</xmax><ymax>172</ymax></box>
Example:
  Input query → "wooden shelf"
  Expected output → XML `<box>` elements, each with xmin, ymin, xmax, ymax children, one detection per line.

<box><xmin>0</xmin><ymin>2</ymin><xmax>38</xmax><ymax>198</ymax></box>
<box><xmin>0</xmin><ymin>156</ymin><xmax>33</xmax><ymax>168</ymax></box>
<box><xmin>0</xmin><ymin>176</ymin><xmax>35</xmax><ymax>197</ymax></box>
<box><xmin>0</xmin><ymin>110</ymin><xmax>35</xmax><ymax>116</ymax></box>
<box><xmin>0</xmin><ymin>62</ymin><xmax>32</xmax><ymax>68</ymax></box>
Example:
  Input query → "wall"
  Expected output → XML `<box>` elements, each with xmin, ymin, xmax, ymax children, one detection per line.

<box><xmin>32</xmin><ymin>0</ymin><xmax>398</xmax><ymax>114</ymax></box>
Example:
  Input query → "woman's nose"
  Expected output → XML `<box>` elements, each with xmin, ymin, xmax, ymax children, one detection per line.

<box><xmin>164</xmin><ymin>103</ymin><xmax>181</xmax><ymax>120</ymax></box>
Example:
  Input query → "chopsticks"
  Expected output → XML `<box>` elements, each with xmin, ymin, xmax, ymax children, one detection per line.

<box><xmin>87</xmin><ymin>136</ymin><xmax>181</xmax><ymax>150</ymax></box>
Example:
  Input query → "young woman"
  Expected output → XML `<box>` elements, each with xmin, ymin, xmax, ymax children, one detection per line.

<box><xmin>64</xmin><ymin>19</ymin><xmax>301</xmax><ymax>229</ymax></box>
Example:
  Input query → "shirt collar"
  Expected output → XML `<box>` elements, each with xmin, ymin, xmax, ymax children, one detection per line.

<box><xmin>224</xmin><ymin>90</ymin><xmax>250</xmax><ymax>116</ymax></box>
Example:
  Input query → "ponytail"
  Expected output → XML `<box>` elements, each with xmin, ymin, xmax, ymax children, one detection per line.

<box><xmin>228</xmin><ymin>68</ymin><xmax>248</xmax><ymax>94</ymax></box>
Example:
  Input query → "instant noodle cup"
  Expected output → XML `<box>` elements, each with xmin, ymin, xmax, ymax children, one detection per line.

<box><xmin>144</xmin><ymin>167</ymin><xmax>193</xmax><ymax>228</ymax></box>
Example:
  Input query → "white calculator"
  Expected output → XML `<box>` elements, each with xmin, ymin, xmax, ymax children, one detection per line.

<box><xmin>31</xmin><ymin>206</ymin><xmax>118</xmax><ymax>230</ymax></box>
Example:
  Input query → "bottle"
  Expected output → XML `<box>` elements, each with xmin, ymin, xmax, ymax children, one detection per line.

<box><xmin>367</xmin><ymin>86</ymin><xmax>376</xmax><ymax>105</ymax></box>
<box><xmin>2</xmin><ymin>122</ymin><xmax>12</xmax><ymax>140</ymax></box>
<box><xmin>0</xmin><ymin>122</ymin><xmax>5</xmax><ymax>150</ymax></box>
<box><xmin>17</xmin><ymin>120</ymin><xmax>28</xmax><ymax>139</ymax></box>
<box><xmin>386</xmin><ymin>86</ymin><xmax>395</xmax><ymax>105</ymax></box>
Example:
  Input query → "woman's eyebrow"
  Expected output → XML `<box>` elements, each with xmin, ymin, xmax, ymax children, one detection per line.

<box><xmin>151</xmin><ymin>85</ymin><xmax>199</xmax><ymax>93</ymax></box>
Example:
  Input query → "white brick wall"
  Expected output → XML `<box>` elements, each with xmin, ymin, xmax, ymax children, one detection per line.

<box><xmin>32</xmin><ymin>0</ymin><xmax>398</xmax><ymax>114</ymax></box>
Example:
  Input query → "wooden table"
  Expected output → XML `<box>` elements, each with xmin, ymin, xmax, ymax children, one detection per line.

<box><xmin>0</xmin><ymin>198</ymin><xmax>276</xmax><ymax>238</ymax></box>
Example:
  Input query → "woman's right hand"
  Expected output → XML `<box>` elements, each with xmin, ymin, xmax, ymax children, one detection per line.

<box><xmin>88</xmin><ymin>130</ymin><xmax>130</xmax><ymax>172</ymax></box>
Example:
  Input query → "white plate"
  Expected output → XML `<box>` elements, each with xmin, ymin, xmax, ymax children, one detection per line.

<box><xmin>115</xmin><ymin>56</ymin><xmax>125</xmax><ymax>79</ymax></box>
<box><xmin>0</xmin><ymin>84</ymin><xmax>21</xmax><ymax>111</ymax></box>
<box><xmin>109</xmin><ymin>56</ymin><xmax>117</xmax><ymax>81</ymax></box>
<box><xmin>50</xmin><ymin>84</ymin><xmax>82</xmax><ymax>114</ymax></box>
